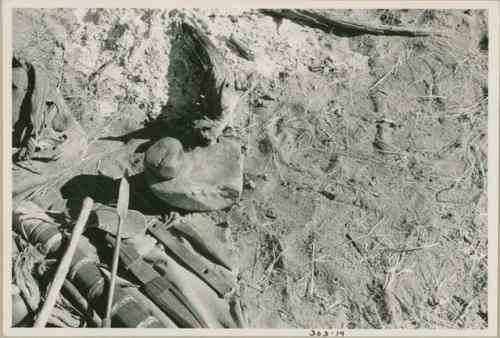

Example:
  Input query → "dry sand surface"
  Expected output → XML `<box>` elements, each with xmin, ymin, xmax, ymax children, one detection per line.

<box><xmin>12</xmin><ymin>8</ymin><xmax>488</xmax><ymax>329</ymax></box>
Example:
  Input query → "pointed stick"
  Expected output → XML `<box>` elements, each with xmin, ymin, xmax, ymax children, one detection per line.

<box><xmin>33</xmin><ymin>197</ymin><xmax>93</xmax><ymax>328</ymax></box>
<box><xmin>102</xmin><ymin>173</ymin><xmax>129</xmax><ymax>328</ymax></box>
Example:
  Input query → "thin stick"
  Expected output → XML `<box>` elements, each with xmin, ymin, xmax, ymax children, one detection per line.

<box><xmin>101</xmin><ymin>216</ymin><xmax>123</xmax><ymax>327</ymax></box>
<box><xmin>308</xmin><ymin>235</ymin><xmax>316</xmax><ymax>297</ymax></box>
<box><xmin>57</xmin><ymin>47</ymin><xmax>66</xmax><ymax>91</ymax></box>
<box><xmin>33</xmin><ymin>197</ymin><xmax>94</xmax><ymax>328</ymax></box>
<box><xmin>62</xmin><ymin>280</ymin><xmax>102</xmax><ymax>327</ymax></box>
<box><xmin>102</xmin><ymin>175</ymin><xmax>129</xmax><ymax>328</ymax></box>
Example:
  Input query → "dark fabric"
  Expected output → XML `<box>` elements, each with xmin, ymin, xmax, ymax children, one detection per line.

<box><xmin>12</xmin><ymin>57</ymin><xmax>88</xmax><ymax>205</ymax></box>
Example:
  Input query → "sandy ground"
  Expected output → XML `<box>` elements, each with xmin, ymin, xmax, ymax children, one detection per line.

<box><xmin>12</xmin><ymin>8</ymin><xmax>488</xmax><ymax>329</ymax></box>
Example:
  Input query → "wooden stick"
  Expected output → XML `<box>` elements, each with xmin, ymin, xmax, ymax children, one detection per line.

<box><xmin>261</xmin><ymin>9</ymin><xmax>442</xmax><ymax>37</ymax></box>
<box><xmin>62</xmin><ymin>280</ymin><xmax>102</xmax><ymax>327</ymax></box>
<box><xmin>33</xmin><ymin>197</ymin><xmax>93</xmax><ymax>328</ymax></box>
<box><xmin>102</xmin><ymin>175</ymin><xmax>129</xmax><ymax>328</ymax></box>
<box><xmin>100</xmin><ymin>215</ymin><xmax>124</xmax><ymax>328</ymax></box>
<box><xmin>56</xmin><ymin>46</ymin><xmax>66</xmax><ymax>91</ymax></box>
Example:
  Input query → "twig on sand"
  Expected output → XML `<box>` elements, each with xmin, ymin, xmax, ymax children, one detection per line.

<box><xmin>88</xmin><ymin>57</ymin><xmax>118</xmax><ymax>87</ymax></box>
<box><xmin>328</xmin><ymin>179</ymin><xmax>384</xmax><ymax>198</ymax></box>
<box><xmin>435</xmin><ymin>181</ymin><xmax>482</xmax><ymax>204</ymax></box>
<box><xmin>343</xmin><ymin>216</ymin><xmax>386</xmax><ymax>246</ymax></box>
<box><xmin>386</xmin><ymin>242</ymin><xmax>439</xmax><ymax>253</ymax></box>
<box><xmin>452</xmin><ymin>299</ymin><xmax>474</xmax><ymax>327</ymax></box>
<box><xmin>261</xmin><ymin>9</ymin><xmax>443</xmax><ymax>37</ymax></box>
<box><xmin>345</xmin><ymin>232</ymin><xmax>375</xmax><ymax>276</ymax></box>
<box><xmin>307</xmin><ymin>234</ymin><xmax>316</xmax><ymax>297</ymax></box>
<box><xmin>57</xmin><ymin>46</ymin><xmax>66</xmax><ymax>91</ymax></box>
<box><xmin>370</xmin><ymin>297</ymin><xmax>386</xmax><ymax>329</ymax></box>
<box><xmin>223</xmin><ymin>34</ymin><xmax>255</xmax><ymax>61</ymax></box>
<box><xmin>368</xmin><ymin>53</ymin><xmax>404</xmax><ymax>91</ymax></box>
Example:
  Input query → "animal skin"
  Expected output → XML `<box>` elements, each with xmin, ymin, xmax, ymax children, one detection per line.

<box><xmin>12</xmin><ymin>56</ymin><xmax>84</xmax><ymax>163</ymax></box>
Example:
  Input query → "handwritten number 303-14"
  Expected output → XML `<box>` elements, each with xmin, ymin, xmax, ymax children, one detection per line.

<box><xmin>308</xmin><ymin>329</ymin><xmax>345</xmax><ymax>336</ymax></box>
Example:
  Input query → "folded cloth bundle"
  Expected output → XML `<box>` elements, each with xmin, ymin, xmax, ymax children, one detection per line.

<box><xmin>123</xmin><ymin>214</ymin><xmax>248</xmax><ymax>328</ymax></box>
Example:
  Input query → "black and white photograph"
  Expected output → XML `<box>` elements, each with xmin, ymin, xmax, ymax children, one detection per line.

<box><xmin>3</xmin><ymin>0</ymin><xmax>499</xmax><ymax>335</ymax></box>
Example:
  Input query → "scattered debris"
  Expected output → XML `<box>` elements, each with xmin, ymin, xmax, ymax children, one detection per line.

<box><xmin>373</xmin><ymin>119</ymin><xmax>398</xmax><ymax>154</ymax></box>
<box><xmin>243</xmin><ymin>174</ymin><xmax>256</xmax><ymax>189</ymax></box>
<box><xmin>223</xmin><ymin>33</ymin><xmax>255</xmax><ymax>61</ymax></box>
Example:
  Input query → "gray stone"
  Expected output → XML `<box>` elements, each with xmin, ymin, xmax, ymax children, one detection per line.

<box><xmin>145</xmin><ymin>137</ymin><xmax>243</xmax><ymax>211</ymax></box>
<box><xmin>144</xmin><ymin>137</ymin><xmax>186</xmax><ymax>180</ymax></box>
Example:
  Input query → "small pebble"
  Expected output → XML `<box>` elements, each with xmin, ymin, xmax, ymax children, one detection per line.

<box><xmin>265</xmin><ymin>208</ymin><xmax>278</xmax><ymax>219</ymax></box>
<box><xmin>260</xmin><ymin>93</ymin><xmax>276</xmax><ymax>101</ymax></box>
<box><xmin>253</xmin><ymin>98</ymin><xmax>264</xmax><ymax>107</ymax></box>
<box><xmin>244</xmin><ymin>175</ymin><xmax>256</xmax><ymax>189</ymax></box>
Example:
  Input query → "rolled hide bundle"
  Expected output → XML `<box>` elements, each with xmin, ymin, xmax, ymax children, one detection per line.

<box><xmin>67</xmin><ymin>247</ymin><xmax>163</xmax><ymax>328</ymax></box>
<box><xmin>12</xmin><ymin>201</ymin><xmax>62</xmax><ymax>255</ymax></box>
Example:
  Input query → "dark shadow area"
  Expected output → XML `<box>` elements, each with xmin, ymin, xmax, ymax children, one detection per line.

<box><xmin>60</xmin><ymin>173</ymin><xmax>188</xmax><ymax>216</ymax></box>
<box><xmin>58</xmin><ymin>28</ymin><xmax>220</xmax><ymax>217</ymax></box>
<box><xmin>98</xmin><ymin>127</ymin><xmax>161</xmax><ymax>143</ymax></box>
<box><xmin>60</xmin><ymin>174</ymin><xmax>117</xmax><ymax>204</ymax></box>
<box><xmin>12</xmin><ymin>56</ymin><xmax>35</xmax><ymax>149</ymax></box>
<box><xmin>96</xmin><ymin>25</ymin><xmax>210</xmax><ymax>151</ymax></box>
<box><xmin>98</xmin><ymin>127</ymin><xmax>161</xmax><ymax>154</ymax></box>
<box><xmin>82</xmin><ymin>226</ymin><xmax>114</xmax><ymax>267</ymax></box>
<box><xmin>97</xmin><ymin>118</ymin><xmax>203</xmax><ymax>153</ymax></box>
<box><xmin>157</xmin><ymin>24</ymin><xmax>210</xmax><ymax>148</ymax></box>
